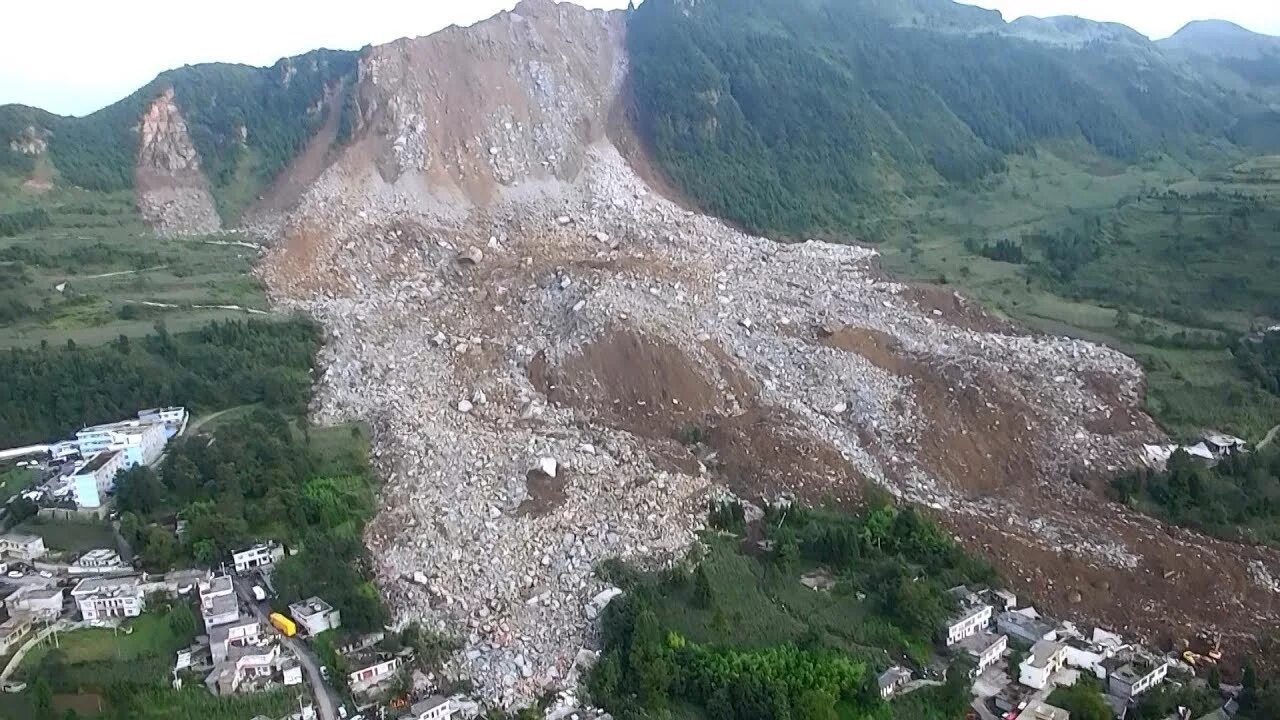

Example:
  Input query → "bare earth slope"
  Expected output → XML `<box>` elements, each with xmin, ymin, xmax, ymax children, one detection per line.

<box><xmin>259</xmin><ymin>0</ymin><xmax>1280</xmax><ymax>705</ymax></box>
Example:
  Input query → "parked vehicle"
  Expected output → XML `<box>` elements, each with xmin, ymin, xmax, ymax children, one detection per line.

<box><xmin>5</xmin><ymin>571</ymin><xmax>21</xmax><ymax>579</ymax></box>
<box><xmin>252</xmin><ymin>585</ymin><xmax>266</xmax><ymax>601</ymax></box>
<box><xmin>269</xmin><ymin>612</ymin><xmax>296</xmax><ymax>637</ymax></box>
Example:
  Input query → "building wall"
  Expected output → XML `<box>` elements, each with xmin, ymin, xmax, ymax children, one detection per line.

<box><xmin>946</xmin><ymin>605</ymin><xmax>993</xmax><ymax>645</ymax></box>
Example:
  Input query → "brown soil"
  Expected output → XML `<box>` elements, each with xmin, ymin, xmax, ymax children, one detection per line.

<box><xmin>517</xmin><ymin>468</ymin><xmax>567</xmax><ymax>517</ymax></box>
<box><xmin>246</xmin><ymin>82</ymin><xmax>345</xmax><ymax>223</ymax></box>
<box><xmin>902</xmin><ymin>283</ymin><xmax>1019</xmax><ymax>334</ymax></box>
<box><xmin>1081</xmin><ymin>370</ymin><xmax>1157</xmax><ymax>436</ymax></box>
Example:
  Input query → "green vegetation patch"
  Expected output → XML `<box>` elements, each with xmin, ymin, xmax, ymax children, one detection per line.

<box><xmin>12</xmin><ymin>519</ymin><xmax>117</xmax><ymax>555</ymax></box>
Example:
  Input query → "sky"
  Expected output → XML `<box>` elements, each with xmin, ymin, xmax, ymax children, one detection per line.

<box><xmin>1</xmin><ymin>0</ymin><xmax>1277</xmax><ymax>117</ymax></box>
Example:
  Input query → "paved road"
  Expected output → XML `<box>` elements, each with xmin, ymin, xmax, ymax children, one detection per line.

<box><xmin>232</xmin><ymin>578</ymin><xmax>339</xmax><ymax>720</ymax></box>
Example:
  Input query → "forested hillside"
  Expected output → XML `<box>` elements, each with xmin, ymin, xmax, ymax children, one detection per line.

<box><xmin>626</xmin><ymin>0</ymin><xmax>1265</xmax><ymax>238</ymax></box>
<box><xmin>0</xmin><ymin>48</ymin><xmax>355</xmax><ymax>219</ymax></box>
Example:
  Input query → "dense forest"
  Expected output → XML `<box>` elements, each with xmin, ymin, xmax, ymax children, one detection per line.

<box><xmin>0</xmin><ymin>318</ymin><xmax>320</xmax><ymax>445</ymax></box>
<box><xmin>114</xmin><ymin>408</ymin><xmax>386</xmax><ymax>633</ymax></box>
<box><xmin>626</xmin><ymin>0</ymin><xmax>1251</xmax><ymax>238</ymax></box>
<box><xmin>1111</xmin><ymin>447</ymin><xmax>1280</xmax><ymax>547</ymax></box>
<box><xmin>587</xmin><ymin>498</ymin><xmax>995</xmax><ymax>719</ymax></box>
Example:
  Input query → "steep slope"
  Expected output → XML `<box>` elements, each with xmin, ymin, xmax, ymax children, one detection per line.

<box><xmin>258</xmin><ymin>0</ymin><xmax>1280</xmax><ymax>705</ymax></box>
<box><xmin>1161</xmin><ymin>20</ymin><xmax>1280</xmax><ymax>59</ymax></box>
<box><xmin>0</xmin><ymin>48</ymin><xmax>356</xmax><ymax>229</ymax></box>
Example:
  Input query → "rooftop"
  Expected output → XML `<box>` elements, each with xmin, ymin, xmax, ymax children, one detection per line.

<box><xmin>203</xmin><ymin>575</ymin><xmax>234</xmax><ymax>595</ymax></box>
<box><xmin>76</xmin><ymin>548</ymin><xmax>121</xmax><ymax>564</ymax></box>
<box><xmin>410</xmin><ymin>696</ymin><xmax>451</xmax><ymax>715</ymax></box>
<box><xmin>998</xmin><ymin>610</ymin><xmax>1055</xmax><ymax>636</ymax></box>
<box><xmin>79</xmin><ymin>419</ymin><xmax>159</xmax><ymax>436</ymax></box>
<box><xmin>289</xmin><ymin>596</ymin><xmax>334</xmax><ymax>618</ymax></box>
<box><xmin>0</xmin><ymin>613</ymin><xmax>32</xmax><ymax>638</ymax></box>
<box><xmin>948</xmin><ymin>602</ymin><xmax>991</xmax><ymax>626</ymax></box>
<box><xmin>877</xmin><ymin>666</ymin><xmax>911</xmax><ymax>690</ymax></box>
<box><xmin>76</xmin><ymin>451</ymin><xmax>120</xmax><ymax>475</ymax></box>
<box><xmin>0</xmin><ymin>533</ymin><xmax>43</xmax><ymax>546</ymax></box>
<box><xmin>1110</xmin><ymin>660</ymin><xmax>1163</xmax><ymax>683</ymax></box>
<box><xmin>1027</xmin><ymin>640</ymin><xmax>1065</xmax><ymax>669</ymax></box>
<box><xmin>1022</xmin><ymin>701</ymin><xmax>1070</xmax><ymax>720</ymax></box>
<box><xmin>956</xmin><ymin>631</ymin><xmax>1005</xmax><ymax>656</ymax></box>
<box><xmin>71</xmin><ymin>575</ymin><xmax>140</xmax><ymax>597</ymax></box>
<box><xmin>203</xmin><ymin>593</ymin><xmax>239</xmax><ymax>618</ymax></box>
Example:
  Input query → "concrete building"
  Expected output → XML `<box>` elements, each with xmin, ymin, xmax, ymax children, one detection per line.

<box><xmin>410</xmin><ymin>696</ymin><xmax>458</xmax><ymax>720</ymax></box>
<box><xmin>997</xmin><ymin>611</ymin><xmax>1058</xmax><ymax>645</ymax></box>
<box><xmin>990</xmin><ymin>589</ymin><xmax>1017</xmax><ymax>611</ymax></box>
<box><xmin>73</xmin><ymin>548</ymin><xmax>124</xmax><ymax>571</ymax></box>
<box><xmin>1021</xmin><ymin>701</ymin><xmax>1070</xmax><ymax>720</ymax></box>
<box><xmin>1020</xmin><ymin>640</ymin><xmax>1068</xmax><ymax>690</ymax></box>
<box><xmin>288</xmin><ymin>597</ymin><xmax>341</xmax><ymax>636</ymax></box>
<box><xmin>4</xmin><ymin>586</ymin><xmax>64</xmax><ymax>620</ymax></box>
<box><xmin>200</xmin><ymin>575</ymin><xmax>240</xmax><ymax>629</ymax></box>
<box><xmin>1108</xmin><ymin>660</ymin><xmax>1169</xmax><ymax>700</ymax></box>
<box><xmin>71</xmin><ymin>576</ymin><xmax>144</xmax><ymax>621</ymax></box>
<box><xmin>136</xmin><ymin>407</ymin><xmax>188</xmax><ymax>438</ymax></box>
<box><xmin>956</xmin><ymin>631</ymin><xmax>1007</xmax><ymax>675</ymax></box>
<box><xmin>877</xmin><ymin>666</ymin><xmax>912</xmax><ymax>699</ymax></box>
<box><xmin>0</xmin><ymin>613</ymin><xmax>34</xmax><ymax>655</ymax></box>
<box><xmin>205</xmin><ymin>643</ymin><xmax>281</xmax><ymax>695</ymax></box>
<box><xmin>69</xmin><ymin>450</ymin><xmax>126</xmax><ymax>508</ymax></box>
<box><xmin>210</xmin><ymin>616</ymin><xmax>263</xmax><ymax>664</ymax></box>
<box><xmin>282</xmin><ymin>660</ymin><xmax>304</xmax><ymax>686</ymax></box>
<box><xmin>232</xmin><ymin>543</ymin><xmax>284</xmax><ymax>573</ymax></box>
<box><xmin>0</xmin><ymin>533</ymin><xmax>48</xmax><ymax>562</ymax></box>
<box><xmin>944</xmin><ymin>603</ymin><xmax>992</xmax><ymax>646</ymax></box>
<box><xmin>75</xmin><ymin>419</ymin><xmax>167</xmax><ymax>469</ymax></box>
<box><xmin>349</xmin><ymin>654</ymin><xmax>401</xmax><ymax>693</ymax></box>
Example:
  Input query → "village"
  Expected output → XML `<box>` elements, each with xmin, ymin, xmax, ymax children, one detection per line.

<box><xmin>0</xmin><ymin>408</ymin><xmax>471</xmax><ymax>720</ymax></box>
<box><xmin>0</xmin><ymin>406</ymin><xmax>1262</xmax><ymax>720</ymax></box>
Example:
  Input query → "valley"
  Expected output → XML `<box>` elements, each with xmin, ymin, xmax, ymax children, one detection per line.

<box><xmin>2</xmin><ymin>0</ymin><xmax>1280</xmax><ymax>718</ymax></box>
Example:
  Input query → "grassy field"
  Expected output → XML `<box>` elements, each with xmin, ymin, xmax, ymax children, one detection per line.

<box><xmin>14</xmin><ymin>518</ymin><xmax>117</xmax><ymax>555</ymax></box>
<box><xmin>880</xmin><ymin>144</ymin><xmax>1280</xmax><ymax>439</ymax></box>
<box><xmin>20</xmin><ymin>612</ymin><xmax>181</xmax><ymax>669</ymax></box>
<box><xmin>0</xmin><ymin>182</ymin><xmax>274</xmax><ymax>349</ymax></box>
<box><xmin>0</xmin><ymin>467</ymin><xmax>38</xmax><ymax>503</ymax></box>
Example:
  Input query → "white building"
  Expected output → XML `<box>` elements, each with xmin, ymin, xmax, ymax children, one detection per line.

<box><xmin>410</xmin><ymin>696</ymin><xmax>458</xmax><ymax>720</ymax></box>
<box><xmin>232</xmin><ymin>543</ymin><xmax>284</xmax><ymax>573</ymax></box>
<box><xmin>0</xmin><ymin>613</ymin><xmax>34</xmax><ymax>655</ymax></box>
<box><xmin>1108</xmin><ymin>660</ymin><xmax>1169</xmax><ymax>700</ymax></box>
<box><xmin>0</xmin><ymin>533</ymin><xmax>47</xmax><ymax>562</ymax></box>
<box><xmin>136</xmin><ymin>407</ymin><xmax>188</xmax><ymax>438</ymax></box>
<box><xmin>288</xmin><ymin>597</ymin><xmax>341</xmax><ymax>636</ymax></box>
<box><xmin>957</xmin><ymin>632</ymin><xmax>1008</xmax><ymax>675</ymax></box>
<box><xmin>69</xmin><ymin>450</ymin><xmax>126</xmax><ymax>508</ymax></box>
<box><xmin>72</xmin><ymin>548</ymin><xmax>124</xmax><ymax>573</ymax></box>
<box><xmin>75</xmin><ymin>419</ymin><xmax>167</xmax><ymax>470</ymax></box>
<box><xmin>877</xmin><ymin>667</ymin><xmax>912</xmax><ymax>699</ymax></box>
<box><xmin>282</xmin><ymin>660</ymin><xmax>304</xmax><ymax>686</ymax></box>
<box><xmin>997</xmin><ymin>610</ymin><xmax>1058</xmax><ymax>645</ymax></box>
<box><xmin>945</xmin><ymin>604</ymin><xmax>992</xmax><ymax>646</ymax></box>
<box><xmin>1020</xmin><ymin>640</ymin><xmax>1068</xmax><ymax>690</ymax></box>
<box><xmin>349</xmin><ymin>655</ymin><xmax>401</xmax><ymax>693</ymax></box>
<box><xmin>1022</xmin><ymin>701</ymin><xmax>1070</xmax><ymax>720</ymax></box>
<box><xmin>200</xmin><ymin>575</ymin><xmax>240</xmax><ymax>629</ymax></box>
<box><xmin>4</xmin><ymin>586</ymin><xmax>64</xmax><ymax>620</ymax></box>
<box><xmin>210</xmin><ymin>616</ymin><xmax>263</xmax><ymax>664</ymax></box>
<box><xmin>72</xmin><ymin>576</ymin><xmax>144</xmax><ymax>622</ymax></box>
<box><xmin>205</xmin><ymin>643</ymin><xmax>281</xmax><ymax>695</ymax></box>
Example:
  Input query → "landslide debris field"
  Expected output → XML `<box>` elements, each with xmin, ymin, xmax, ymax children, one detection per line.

<box><xmin>247</xmin><ymin>0</ymin><xmax>1280</xmax><ymax>706</ymax></box>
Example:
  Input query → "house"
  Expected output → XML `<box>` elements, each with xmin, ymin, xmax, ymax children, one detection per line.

<box><xmin>1019</xmin><ymin>640</ymin><xmax>1068</xmax><ymax>690</ymax></box>
<box><xmin>73</xmin><ymin>548</ymin><xmax>124</xmax><ymax>571</ymax></box>
<box><xmin>1201</xmin><ymin>432</ymin><xmax>1247</xmax><ymax>458</ymax></box>
<box><xmin>69</xmin><ymin>451</ymin><xmax>126</xmax><ymax>508</ymax></box>
<box><xmin>997</xmin><ymin>610</ymin><xmax>1058</xmax><ymax>645</ymax></box>
<box><xmin>1107</xmin><ymin>659</ymin><xmax>1168</xmax><ymax>700</ymax></box>
<box><xmin>956</xmin><ymin>631</ymin><xmax>1008</xmax><ymax>675</ymax></box>
<box><xmin>944</xmin><ymin>604</ymin><xmax>993</xmax><ymax>646</ymax></box>
<box><xmin>1021</xmin><ymin>700</ymin><xmax>1071</xmax><ymax>720</ymax></box>
<box><xmin>204</xmin><ymin>643</ymin><xmax>280</xmax><ymax>695</ymax></box>
<box><xmin>200</xmin><ymin>575</ymin><xmax>240</xmax><ymax>629</ymax></box>
<box><xmin>71</xmin><ymin>576</ymin><xmax>144</xmax><ymax>621</ymax></box>
<box><xmin>877</xmin><ymin>666</ymin><xmax>912</xmax><ymax>699</ymax></box>
<box><xmin>4</xmin><ymin>586</ymin><xmax>64</xmax><ymax>620</ymax></box>
<box><xmin>210</xmin><ymin>616</ymin><xmax>263</xmax><ymax>665</ymax></box>
<box><xmin>348</xmin><ymin>653</ymin><xmax>401</xmax><ymax>693</ymax></box>
<box><xmin>75</xmin><ymin>419</ymin><xmax>167</xmax><ymax>470</ymax></box>
<box><xmin>232</xmin><ymin>543</ymin><xmax>284</xmax><ymax>574</ymax></box>
<box><xmin>989</xmin><ymin>589</ymin><xmax>1017</xmax><ymax>611</ymax></box>
<box><xmin>410</xmin><ymin>696</ymin><xmax>458</xmax><ymax>720</ymax></box>
<box><xmin>288</xmin><ymin>597</ymin><xmax>341</xmax><ymax>636</ymax></box>
<box><xmin>136</xmin><ymin>407</ymin><xmax>188</xmax><ymax>438</ymax></box>
<box><xmin>1061</xmin><ymin>638</ymin><xmax>1108</xmax><ymax>679</ymax></box>
<box><xmin>160</xmin><ymin>568</ymin><xmax>212</xmax><ymax>596</ymax></box>
<box><xmin>0</xmin><ymin>613</ymin><xmax>34</xmax><ymax>655</ymax></box>
<box><xmin>0</xmin><ymin>533</ymin><xmax>48</xmax><ymax>562</ymax></box>
<box><xmin>282</xmin><ymin>660</ymin><xmax>304</xmax><ymax>686</ymax></box>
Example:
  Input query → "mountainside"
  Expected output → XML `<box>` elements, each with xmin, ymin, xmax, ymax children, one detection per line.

<box><xmin>6</xmin><ymin>0</ymin><xmax>1280</xmax><ymax>706</ymax></box>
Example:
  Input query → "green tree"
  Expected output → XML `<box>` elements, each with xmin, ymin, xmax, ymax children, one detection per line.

<box><xmin>167</xmin><ymin>602</ymin><xmax>198</xmax><ymax>640</ymax></box>
<box><xmin>30</xmin><ymin>676</ymin><xmax>53</xmax><ymax>720</ymax></box>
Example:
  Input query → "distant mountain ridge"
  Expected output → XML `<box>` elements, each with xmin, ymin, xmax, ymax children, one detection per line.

<box><xmin>1160</xmin><ymin>19</ymin><xmax>1280</xmax><ymax>59</ymax></box>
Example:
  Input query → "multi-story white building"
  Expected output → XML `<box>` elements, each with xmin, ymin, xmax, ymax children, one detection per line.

<box><xmin>945</xmin><ymin>604</ymin><xmax>993</xmax><ymax>646</ymax></box>
<box><xmin>410</xmin><ymin>696</ymin><xmax>458</xmax><ymax>720</ymax></box>
<box><xmin>4</xmin><ymin>586</ymin><xmax>64</xmax><ymax>620</ymax></box>
<box><xmin>75</xmin><ymin>419</ymin><xmax>167</xmax><ymax>469</ymax></box>
<box><xmin>205</xmin><ymin>643</ymin><xmax>281</xmax><ymax>695</ymax></box>
<box><xmin>200</xmin><ymin>575</ymin><xmax>240</xmax><ymax>629</ymax></box>
<box><xmin>0</xmin><ymin>613</ymin><xmax>34</xmax><ymax>655</ymax></box>
<box><xmin>288</xmin><ymin>597</ymin><xmax>341</xmax><ymax>636</ymax></box>
<box><xmin>1019</xmin><ymin>640</ymin><xmax>1068</xmax><ymax>690</ymax></box>
<box><xmin>69</xmin><ymin>451</ymin><xmax>126</xmax><ymax>508</ymax></box>
<box><xmin>136</xmin><ymin>407</ymin><xmax>188</xmax><ymax>438</ymax></box>
<box><xmin>957</xmin><ymin>632</ymin><xmax>1008</xmax><ymax>675</ymax></box>
<box><xmin>210</xmin><ymin>616</ymin><xmax>263</xmax><ymax>664</ymax></box>
<box><xmin>997</xmin><ymin>611</ymin><xmax>1058</xmax><ymax>645</ymax></box>
<box><xmin>0</xmin><ymin>533</ymin><xmax>47</xmax><ymax>562</ymax></box>
<box><xmin>349</xmin><ymin>655</ymin><xmax>401</xmax><ymax>693</ymax></box>
<box><xmin>1108</xmin><ymin>660</ymin><xmax>1169</xmax><ymax>700</ymax></box>
<box><xmin>232</xmin><ymin>543</ymin><xmax>283</xmax><ymax>573</ymax></box>
<box><xmin>71</xmin><ymin>576</ymin><xmax>144</xmax><ymax>622</ymax></box>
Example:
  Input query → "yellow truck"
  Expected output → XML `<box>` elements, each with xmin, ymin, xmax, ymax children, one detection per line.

<box><xmin>269</xmin><ymin>612</ymin><xmax>296</xmax><ymax>637</ymax></box>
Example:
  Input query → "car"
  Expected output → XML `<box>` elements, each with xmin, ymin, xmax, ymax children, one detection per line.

<box><xmin>6</xmin><ymin>571</ymin><xmax>22</xmax><ymax>579</ymax></box>
<box><xmin>251</xmin><ymin>585</ymin><xmax>267</xmax><ymax>602</ymax></box>
<box><xmin>37</xmin><ymin>571</ymin><xmax>52</xmax><ymax>579</ymax></box>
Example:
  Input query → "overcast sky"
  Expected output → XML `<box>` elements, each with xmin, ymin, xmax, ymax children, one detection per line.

<box><xmin>2</xmin><ymin>0</ymin><xmax>1278</xmax><ymax>117</ymax></box>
